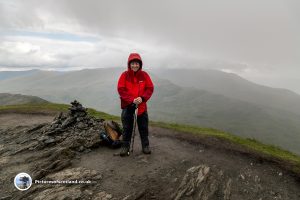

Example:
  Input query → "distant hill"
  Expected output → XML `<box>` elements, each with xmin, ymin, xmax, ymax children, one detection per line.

<box><xmin>0</xmin><ymin>70</ymin><xmax>39</xmax><ymax>81</ymax></box>
<box><xmin>0</xmin><ymin>68</ymin><xmax>300</xmax><ymax>155</ymax></box>
<box><xmin>0</xmin><ymin>93</ymin><xmax>48</xmax><ymax>106</ymax></box>
<box><xmin>152</xmin><ymin>68</ymin><xmax>300</xmax><ymax>116</ymax></box>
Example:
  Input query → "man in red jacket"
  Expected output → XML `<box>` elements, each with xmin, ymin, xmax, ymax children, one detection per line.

<box><xmin>117</xmin><ymin>53</ymin><xmax>154</xmax><ymax>156</ymax></box>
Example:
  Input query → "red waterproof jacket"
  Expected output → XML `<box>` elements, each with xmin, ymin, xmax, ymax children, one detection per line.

<box><xmin>117</xmin><ymin>53</ymin><xmax>154</xmax><ymax>116</ymax></box>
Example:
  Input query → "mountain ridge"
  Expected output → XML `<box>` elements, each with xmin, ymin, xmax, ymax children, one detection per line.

<box><xmin>0</xmin><ymin>69</ymin><xmax>300</xmax><ymax>155</ymax></box>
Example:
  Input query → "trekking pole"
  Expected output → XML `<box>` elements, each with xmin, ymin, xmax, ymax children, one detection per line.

<box><xmin>130</xmin><ymin>104</ymin><xmax>138</xmax><ymax>154</ymax></box>
<box><xmin>130</xmin><ymin>81</ymin><xmax>141</xmax><ymax>154</ymax></box>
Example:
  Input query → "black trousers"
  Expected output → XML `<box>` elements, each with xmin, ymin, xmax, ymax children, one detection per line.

<box><xmin>121</xmin><ymin>106</ymin><xmax>149</xmax><ymax>148</ymax></box>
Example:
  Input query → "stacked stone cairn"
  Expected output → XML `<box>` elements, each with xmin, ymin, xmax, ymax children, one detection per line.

<box><xmin>35</xmin><ymin>100</ymin><xmax>113</xmax><ymax>152</ymax></box>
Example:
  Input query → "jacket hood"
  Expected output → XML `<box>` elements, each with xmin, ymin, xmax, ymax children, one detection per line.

<box><xmin>127</xmin><ymin>53</ymin><xmax>143</xmax><ymax>71</ymax></box>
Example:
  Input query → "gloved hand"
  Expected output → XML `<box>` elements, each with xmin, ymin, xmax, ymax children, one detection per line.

<box><xmin>133</xmin><ymin>97</ymin><xmax>142</xmax><ymax>105</ymax></box>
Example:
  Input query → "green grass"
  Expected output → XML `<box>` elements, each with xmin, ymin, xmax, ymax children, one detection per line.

<box><xmin>87</xmin><ymin>107</ymin><xmax>120</xmax><ymax>121</ymax></box>
<box><xmin>1</xmin><ymin>103</ymin><xmax>300</xmax><ymax>174</ymax></box>
<box><xmin>0</xmin><ymin>103</ymin><xmax>70</xmax><ymax>112</ymax></box>
<box><xmin>0</xmin><ymin>103</ymin><xmax>120</xmax><ymax>121</ymax></box>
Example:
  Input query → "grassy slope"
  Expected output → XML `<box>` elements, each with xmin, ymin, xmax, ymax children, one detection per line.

<box><xmin>0</xmin><ymin>103</ymin><xmax>118</xmax><ymax>120</ymax></box>
<box><xmin>0</xmin><ymin>93</ymin><xmax>49</xmax><ymax>105</ymax></box>
<box><xmin>1</xmin><ymin>103</ymin><xmax>299</xmax><ymax>175</ymax></box>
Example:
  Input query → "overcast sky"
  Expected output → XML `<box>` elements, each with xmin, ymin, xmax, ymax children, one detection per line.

<box><xmin>0</xmin><ymin>0</ymin><xmax>299</xmax><ymax>93</ymax></box>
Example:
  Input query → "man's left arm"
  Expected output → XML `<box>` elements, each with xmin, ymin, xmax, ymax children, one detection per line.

<box><xmin>141</xmin><ymin>72</ymin><xmax>154</xmax><ymax>102</ymax></box>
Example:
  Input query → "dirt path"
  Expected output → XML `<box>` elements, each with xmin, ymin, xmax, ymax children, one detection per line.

<box><xmin>1</xmin><ymin>113</ymin><xmax>300</xmax><ymax>200</ymax></box>
<box><xmin>0</xmin><ymin>113</ymin><xmax>55</xmax><ymax>128</ymax></box>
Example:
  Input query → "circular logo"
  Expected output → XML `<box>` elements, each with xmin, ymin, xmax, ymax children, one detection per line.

<box><xmin>14</xmin><ymin>173</ymin><xmax>32</xmax><ymax>191</ymax></box>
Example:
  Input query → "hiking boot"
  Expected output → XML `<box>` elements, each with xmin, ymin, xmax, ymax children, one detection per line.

<box><xmin>142</xmin><ymin>146</ymin><xmax>151</xmax><ymax>154</ymax></box>
<box><xmin>119</xmin><ymin>145</ymin><xmax>130</xmax><ymax>157</ymax></box>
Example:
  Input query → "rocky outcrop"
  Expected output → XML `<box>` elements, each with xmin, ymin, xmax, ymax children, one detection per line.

<box><xmin>173</xmin><ymin>165</ymin><xmax>232</xmax><ymax>200</ymax></box>
<box><xmin>0</xmin><ymin>101</ymin><xmax>116</xmax><ymax>200</ymax></box>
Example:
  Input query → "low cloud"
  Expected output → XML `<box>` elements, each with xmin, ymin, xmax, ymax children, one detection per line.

<box><xmin>0</xmin><ymin>0</ymin><xmax>299</xmax><ymax>93</ymax></box>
